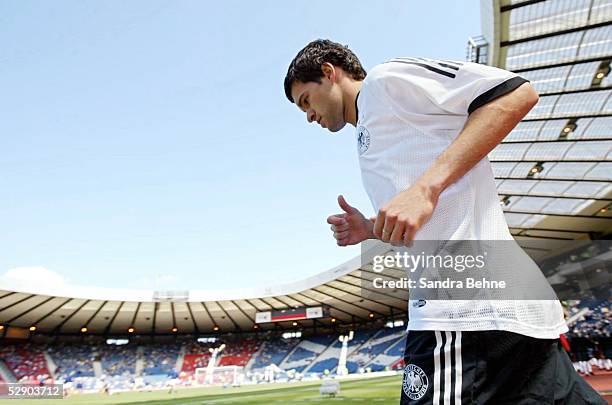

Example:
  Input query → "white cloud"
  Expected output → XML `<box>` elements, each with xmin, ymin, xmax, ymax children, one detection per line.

<box><xmin>0</xmin><ymin>266</ymin><xmax>69</xmax><ymax>289</ymax></box>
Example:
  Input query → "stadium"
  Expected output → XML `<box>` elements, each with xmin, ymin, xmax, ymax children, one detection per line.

<box><xmin>1</xmin><ymin>0</ymin><xmax>611</xmax><ymax>403</ymax></box>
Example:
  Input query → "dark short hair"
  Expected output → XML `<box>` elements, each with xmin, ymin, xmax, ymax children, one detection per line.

<box><xmin>284</xmin><ymin>39</ymin><xmax>367</xmax><ymax>103</ymax></box>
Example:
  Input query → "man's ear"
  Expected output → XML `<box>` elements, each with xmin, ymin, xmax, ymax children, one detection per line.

<box><xmin>321</xmin><ymin>62</ymin><xmax>336</xmax><ymax>82</ymax></box>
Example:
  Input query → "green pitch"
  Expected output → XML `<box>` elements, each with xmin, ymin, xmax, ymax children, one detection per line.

<box><xmin>3</xmin><ymin>375</ymin><xmax>402</xmax><ymax>405</ymax></box>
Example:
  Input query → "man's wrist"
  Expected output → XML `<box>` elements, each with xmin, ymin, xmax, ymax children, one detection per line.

<box><xmin>366</xmin><ymin>218</ymin><xmax>377</xmax><ymax>240</ymax></box>
<box><xmin>413</xmin><ymin>177</ymin><xmax>443</xmax><ymax>202</ymax></box>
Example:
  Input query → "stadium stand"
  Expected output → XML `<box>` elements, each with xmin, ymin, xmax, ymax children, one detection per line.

<box><xmin>0</xmin><ymin>316</ymin><xmax>608</xmax><ymax>396</ymax></box>
<box><xmin>97</xmin><ymin>344</ymin><xmax>138</xmax><ymax>376</ymax></box>
<box><xmin>218</xmin><ymin>338</ymin><xmax>259</xmax><ymax>367</ymax></box>
<box><xmin>565</xmin><ymin>299</ymin><xmax>612</xmax><ymax>369</ymax></box>
<box><xmin>568</xmin><ymin>300</ymin><xmax>612</xmax><ymax>340</ymax></box>
<box><xmin>47</xmin><ymin>343</ymin><xmax>96</xmax><ymax>379</ymax></box>
<box><xmin>279</xmin><ymin>334</ymin><xmax>335</xmax><ymax>373</ymax></box>
<box><xmin>0</xmin><ymin>344</ymin><xmax>52</xmax><ymax>383</ymax></box>
<box><xmin>249</xmin><ymin>335</ymin><xmax>299</xmax><ymax>371</ymax></box>
<box><xmin>368</xmin><ymin>332</ymin><xmax>407</xmax><ymax>372</ymax></box>
<box><xmin>180</xmin><ymin>342</ymin><xmax>213</xmax><ymax>377</ymax></box>
<box><xmin>345</xmin><ymin>327</ymin><xmax>406</xmax><ymax>373</ymax></box>
<box><xmin>307</xmin><ymin>330</ymin><xmax>374</xmax><ymax>373</ymax></box>
<box><xmin>141</xmin><ymin>343</ymin><xmax>181</xmax><ymax>376</ymax></box>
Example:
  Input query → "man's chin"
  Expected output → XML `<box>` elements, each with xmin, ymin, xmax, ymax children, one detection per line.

<box><xmin>327</xmin><ymin>122</ymin><xmax>346</xmax><ymax>133</ymax></box>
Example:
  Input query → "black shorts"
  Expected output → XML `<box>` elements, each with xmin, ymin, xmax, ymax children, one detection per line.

<box><xmin>400</xmin><ymin>330</ymin><xmax>606</xmax><ymax>405</ymax></box>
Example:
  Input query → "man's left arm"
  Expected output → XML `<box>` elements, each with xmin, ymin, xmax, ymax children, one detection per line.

<box><xmin>374</xmin><ymin>82</ymin><xmax>539</xmax><ymax>245</ymax></box>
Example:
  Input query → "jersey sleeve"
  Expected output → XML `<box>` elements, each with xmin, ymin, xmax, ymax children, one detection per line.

<box><xmin>368</xmin><ymin>59</ymin><xmax>529</xmax><ymax>117</ymax></box>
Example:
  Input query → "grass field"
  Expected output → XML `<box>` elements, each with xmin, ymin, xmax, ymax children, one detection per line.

<box><xmin>1</xmin><ymin>375</ymin><xmax>403</xmax><ymax>405</ymax></box>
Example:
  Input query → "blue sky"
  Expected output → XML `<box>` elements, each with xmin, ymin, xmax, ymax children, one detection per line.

<box><xmin>0</xmin><ymin>1</ymin><xmax>480</xmax><ymax>291</ymax></box>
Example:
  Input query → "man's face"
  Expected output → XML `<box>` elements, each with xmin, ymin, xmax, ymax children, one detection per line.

<box><xmin>290</xmin><ymin>73</ymin><xmax>346</xmax><ymax>133</ymax></box>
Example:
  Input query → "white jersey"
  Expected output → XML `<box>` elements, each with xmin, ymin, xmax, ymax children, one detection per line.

<box><xmin>356</xmin><ymin>58</ymin><xmax>567</xmax><ymax>339</ymax></box>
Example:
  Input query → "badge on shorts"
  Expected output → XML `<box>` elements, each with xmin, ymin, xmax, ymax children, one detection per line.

<box><xmin>413</xmin><ymin>299</ymin><xmax>427</xmax><ymax>308</ymax></box>
<box><xmin>357</xmin><ymin>125</ymin><xmax>370</xmax><ymax>155</ymax></box>
<box><xmin>403</xmin><ymin>364</ymin><xmax>429</xmax><ymax>400</ymax></box>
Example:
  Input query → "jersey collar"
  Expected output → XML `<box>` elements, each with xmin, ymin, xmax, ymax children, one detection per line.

<box><xmin>354</xmin><ymin>90</ymin><xmax>361</xmax><ymax>123</ymax></box>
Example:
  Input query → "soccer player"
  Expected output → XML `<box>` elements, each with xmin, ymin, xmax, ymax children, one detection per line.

<box><xmin>283</xmin><ymin>39</ymin><xmax>606</xmax><ymax>404</ymax></box>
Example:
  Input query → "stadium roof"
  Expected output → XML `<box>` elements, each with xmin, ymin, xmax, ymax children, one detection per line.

<box><xmin>483</xmin><ymin>0</ymin><xmax>612</xmax><ymax>241</ymax></box>
<box><xmin>0</xmin><ymin>243</ymin><xmax>408</xmax><ymax>336</ymax></box>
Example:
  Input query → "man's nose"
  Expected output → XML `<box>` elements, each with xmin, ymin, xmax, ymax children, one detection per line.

<box><xmin>307</xmin><ymin>110</ymin><xmax>316</xmax><ymax>123</ymax></box>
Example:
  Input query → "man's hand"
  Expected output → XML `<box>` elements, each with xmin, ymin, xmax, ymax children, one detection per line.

<box><xmin>373</xmin><ymin>182</ymin><xmax>439</xmax><ymax>246</ymax></box>
<box><xmin>327</xmin><ymin>195</ymin><xmax>374</xmax><ymax>246</ymax></box>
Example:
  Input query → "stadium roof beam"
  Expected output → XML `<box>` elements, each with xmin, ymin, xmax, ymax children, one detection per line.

<box><xmin>199</xmin><ymin>302</ymin><xmax>217</xmax><ymax>332</ymax></box>
<box><xmin>82</xmin><ymin>300</ymin><xmax>108</xmax><ymax>333</ymax></box>
<box><xmin>279</xmin><ymin>294</ymin><xmax>311</xmax><ymax>312</ymax></box>
<box><xmin>104</xmin><ymin>301</ymin><xmax>125</xmax><ymax>335</ymax></box>
<box><xmin>4</xmin><ymin>296</ymin><xmax>56</xmax><ymax>325</ymax></box>
<box><xmin>290</xmin><ymin>292</ymin><xmax>366</xmax><ymax>322</ymax></box>
<box><xmin>259</xmin><ymin>297</ymin><xmax>287</xmax><ymax>311</ymax></box>
<box><xmin>359</xmin><ymin>267</ymin><xmax>409</xmax><ymax>281</ymax></box>
<box><xmin>502</xmin><ymin>210</ymin><xmax>612</xmax><ymax>219</ymax></box>
<box><xmin>494</xmin><ymin>176</ymin><xmax>609</xmax><ymax>183</ymax></box>
<box><xmin>229</xmin><ymin>299</ymin><xmax>256</xmax><ymax>324</ymax></box>
<box><xmin>332</xmin><ymin>278</ymin><xmax>408</xmax><ymax>309</ymax></box>
<box><xmin>271</xmin><ymin>296</ymin><xmax>300</xmax><ymax>310</ymax></box>
<box><xmin>523</xmin><ymin>114</ymin><xmax>612</xmax><ymax>122</ymax></box>
<box><xmin>273</xmin><ymin>296</ymin><xmax>301</xmax><ymax>309</ymax></box>
<box><xmin>0</xmin><ymin>294</ymin><xmax>35</xmax><ymax>314</ymax></box>
<box><xmin>325</xmin><ymin>280</ymin><xmax>408</xmax><ymax>310</ymax></box>
<box><xmin>169</xmin><ymin>302</ymin><xmax>176</xmax><ymax>331</ymax></box>
<box><xmin>490</xmin><ymin>159</ymin><xmax>612</xmax><ymax>164</ymax></box>
<box><xmin>537</xmin><ymin>86</ymin><xmax>612</xmax><ymax>98</ymax></box>
<box><xmin>216</xmin><ymin>301</ymin><xmax>241</xmax><ymax>332</ymax></box>
<box><xmin>244</xmin><ymin>298</ymin><xmax>273</xmax><ymax>313</ymax></box>
<box><xmin>508</xmin><ymin>226</ymin><xmax>597</xmax><ymax>235</ymax></box>
<box><xmin>281</xmin><ymin>295</ymin><xmax>311</xmax><ymax>308</ymax></box>
<box><xmin>131</xmin><ymin>302</ymin><xmax>141</xmax><ymax>333</ymax></box>
<box><xmin>501</xmin><ymin>21</ymin><xmax>612</xmax><ymax>47</ymax></box>
<box><xmin>151</xmin><ymin>302</ymin><xmax>158</xmax><ymax>334</ymax></box>
<box><xmin>513</xmin><ymin>56</ymin><xmax>612</xmax><ymax>74</ymax></box>
<box><xmin>500</xmin><ymin>0</ymin><xmax>546</xmax><ymax>12</ymax></box>
<box><xmin>309</xmin><ymin>287</ymin><xmax>385</xmax><ymax>317</ymax></box>
<box><xmin>188</xmin><ymin>302</ymin><xmax>216</xmax><ymax>332</ymax></box>
<box><xmin>237</xmin><ymin>299</ymin><xmax>260</xmax><ymax>312</ymax></box>
<box><xmin>50</xmin><ymin>299</ymin><xmax>90</xmax><ymax>335</ymax></box>
<box><xmin>336</xmin><ymin>275</ymin><xmax>409</xmax><ymax>304</ymax></box>
<box><xmin>499</xmin><ymin>193</ymin><xmax>612</xmax><ymax>202</ymax></box>
<box><xmin>325</xmin><ymin>306</ymin><xmax>367</xmax><ymax>322</ymax></box>
<box><xmin>0</xmin><ymin>292</ymin><xmax>15</xmax><ymax>300</ymax></box>
<box><xmin>501</xmin><ymin>138</ymin><xmax>612</xmax><ymax>144</ymax></box>
<box><xmin>284</xmin><ymin>293</ymin><xmax>316</xmax><ymax>308</ymax></box>
<box><xmin>327</xmin><ymin>279</ymin><xmax>407</xmax><ymax>311</ymax></box>
<box><xmin>185</xmin><ymin>303</ymin><xmax>200</xmax><ymax>335</ymax></box>
<box><xmin>29</xmin><ymin>298</ymin><xmax>72</xmax><ymax>337</ymax></box>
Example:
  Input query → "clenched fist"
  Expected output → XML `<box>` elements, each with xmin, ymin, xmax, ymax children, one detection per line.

<box><xmin>373</xmin><ymin>182</ymin><xmax>438</xmax><ymax>246</ymax></box>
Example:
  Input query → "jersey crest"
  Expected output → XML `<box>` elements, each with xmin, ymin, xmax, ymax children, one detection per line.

<box><xmin>357</xmin><ymin>125</ymin><xmax>370</xmax><ymax>155</ymax></box>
